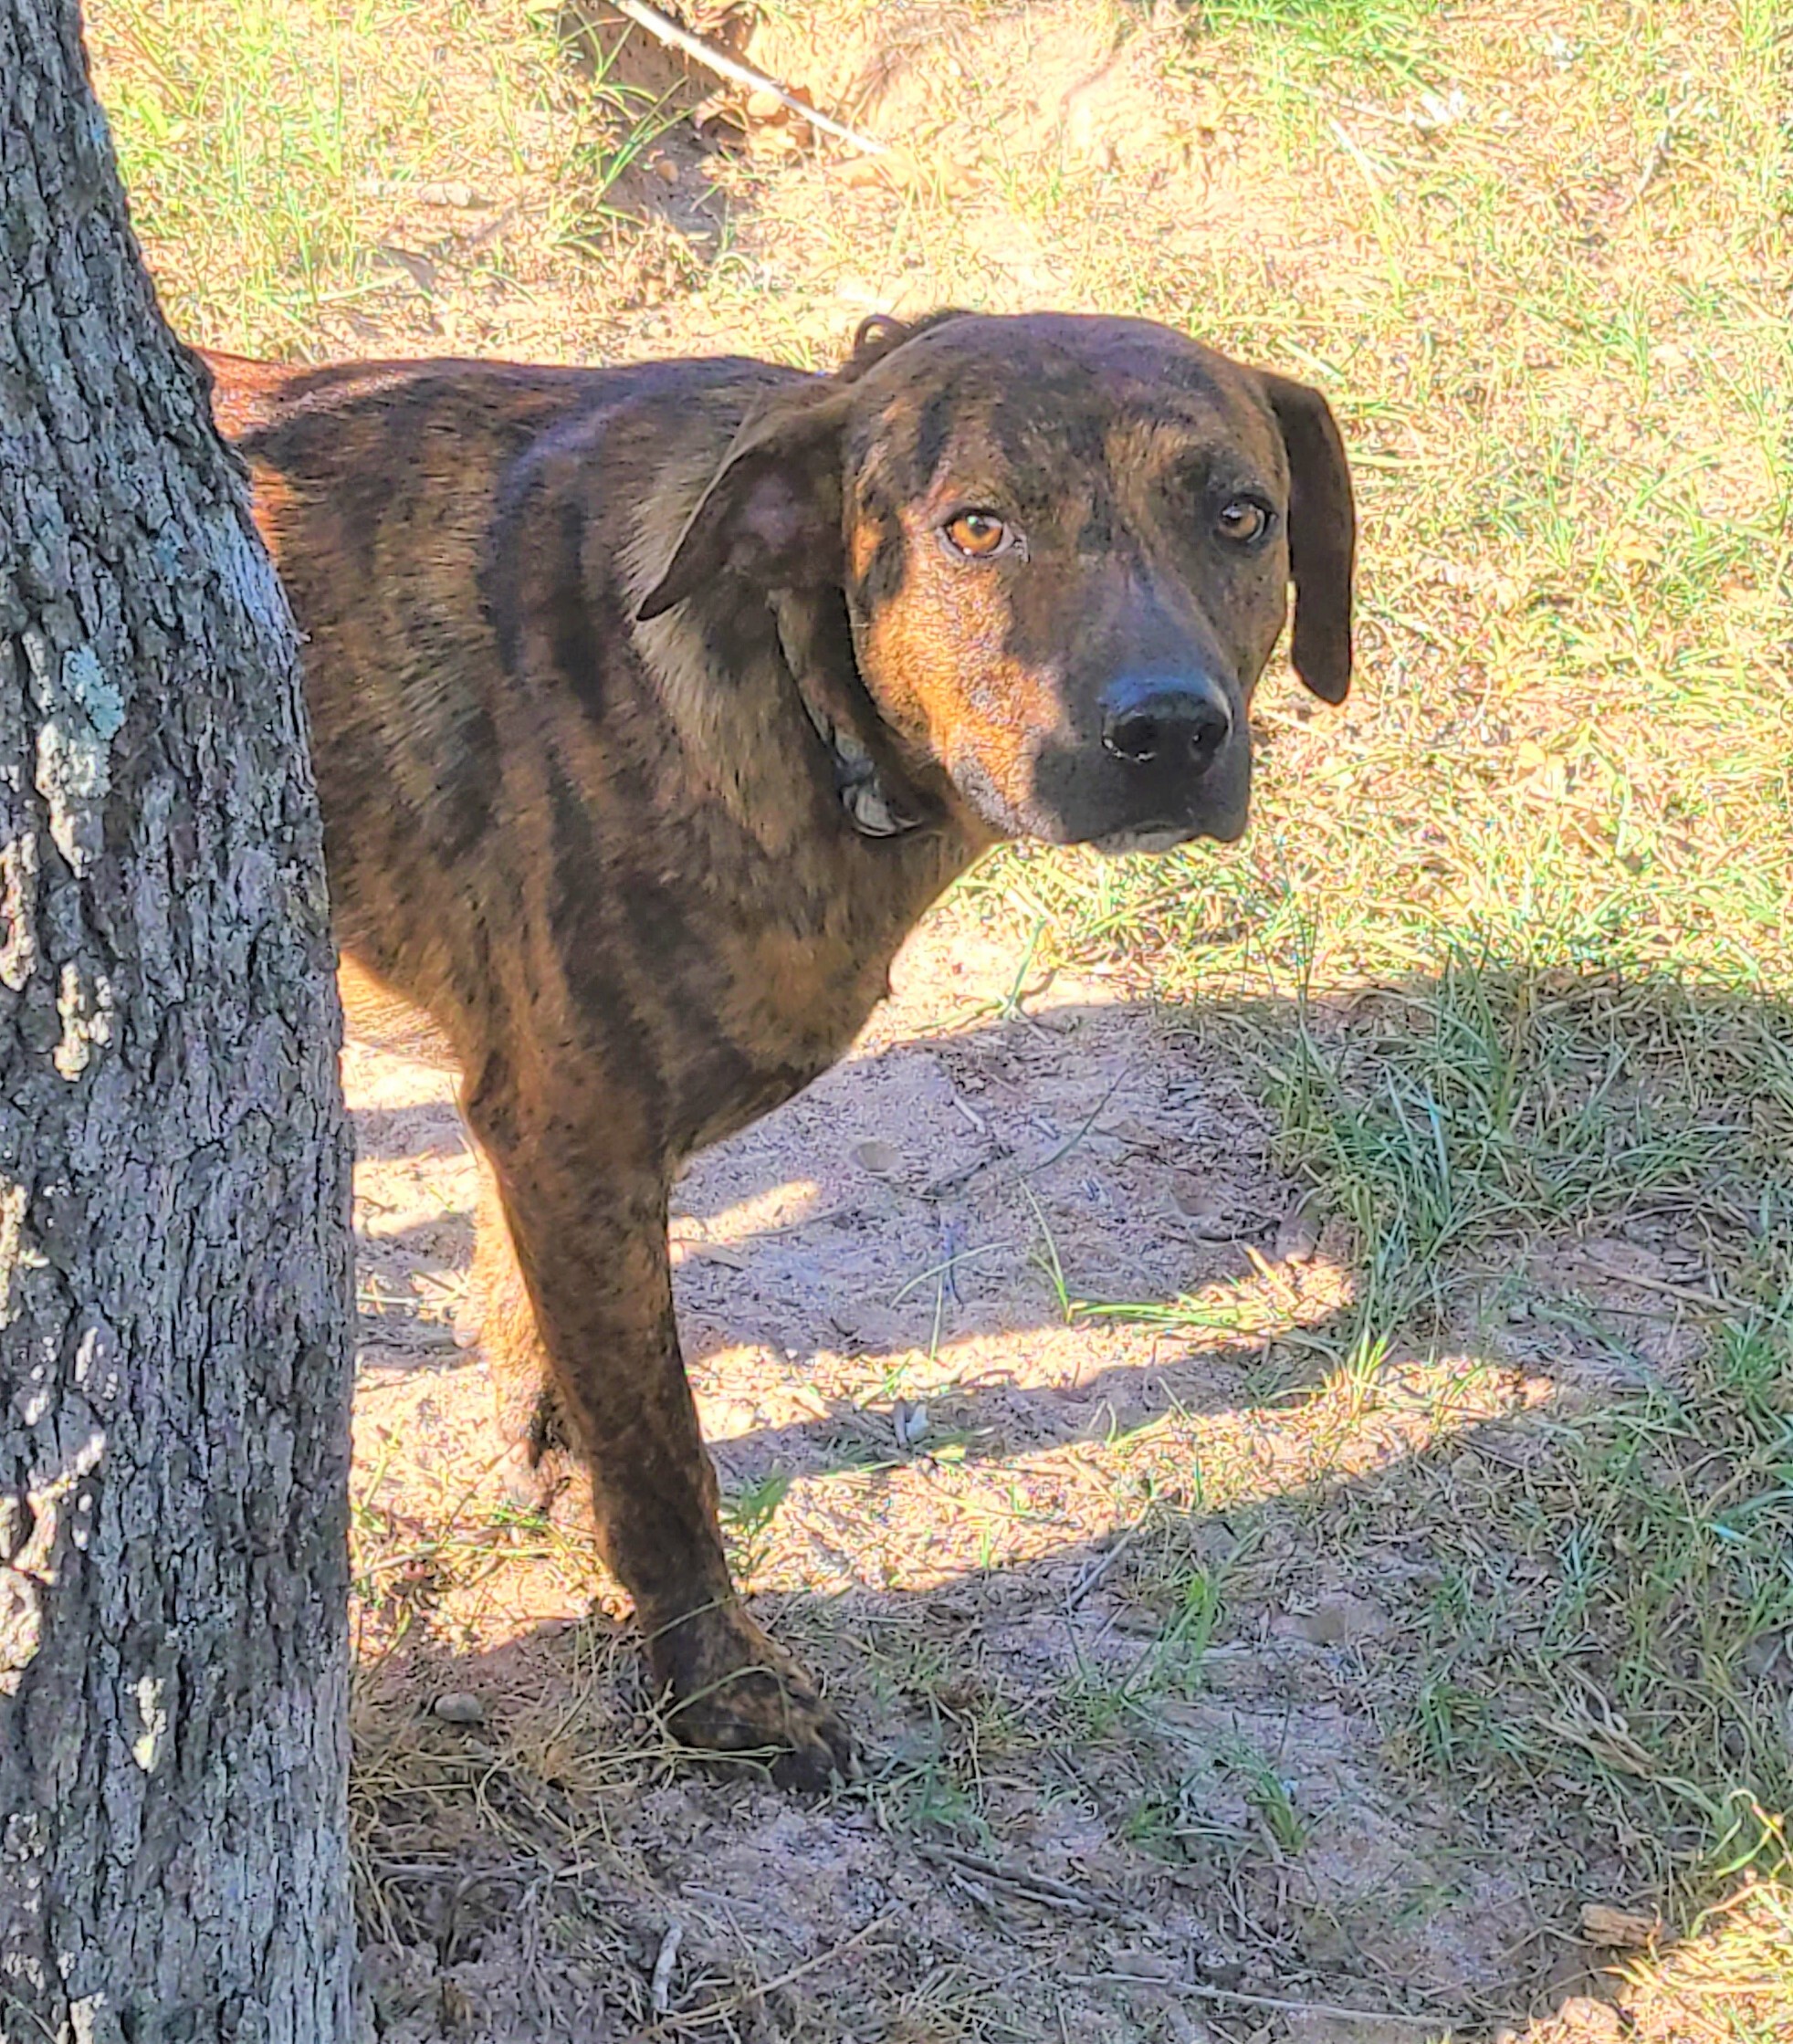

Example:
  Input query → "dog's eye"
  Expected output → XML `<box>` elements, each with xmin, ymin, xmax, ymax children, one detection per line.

<box><xmin>1215</xmin><ymin>498</ymin><xmax>1272</xmax><ymax>545</ymax></box>
<box><xmin>942</xmin><ymin>509</ymin><xmax>1013</xmax><ymax>560</ymax></box>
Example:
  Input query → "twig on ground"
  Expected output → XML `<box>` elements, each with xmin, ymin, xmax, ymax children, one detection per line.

<box><xmin>650</xmin><ymin>1920</ymin><xmax>684</xmax><ymax>2016</ymax></box>
<box><xmin>1064</xmin><ymin>1972</ymin><xmax>1459</xmax><ymax>2029</ymax></box>
<box><xmin>1577</xmin><ymin>1253</ymin><xmax>1732</xmax><ymax>1311</ymax></box>
<box><xmin>1624</xmin><ymin>126</ymin><xmax>1674</xmax><ymax>213</ymax></box>
<box><xmin>1022</xmin><ymin>1067</ymin><xmax>1132</xmax><ymax>1180</ymax></box>
<box><xmin>648</xmin><ymin>1910</ymin><xmax>899</xmax><ymax>2033</ymax></box>
<box><xmin>608</xmin><ymin>0</ymin><xmax>888</xmax><ymax>156</ymax></box>
<box><xmin>1063</xmin><ymin>1521</ymin><xmax>1140</xmax><ymax>1614</ymax></box>
<box><xmin>1326</xmin><ymin>115</ymin><xmax>1389</xmax><ymax>199</ymax></box>
<box><xmin>916</xmin><ymin>1843</ymin><xmax>1149</xmax><ymax>1926</ymax></box>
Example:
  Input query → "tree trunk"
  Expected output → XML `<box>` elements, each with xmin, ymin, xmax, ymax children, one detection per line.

<box><xmin>0</xmin><ymin>4</ymin><xmax>356</xmax><ymax>2039</ymax></box>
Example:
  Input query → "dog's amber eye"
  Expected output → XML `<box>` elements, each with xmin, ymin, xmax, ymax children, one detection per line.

<box><xmin>943</xmin><ymin>510</ymin><xmax>1011</xmax><ymax>559</ymax></box>
<box><xmin>1216</xmin><ymin>498</ymin><xmax>1270</xmax><ymax>544</ymax></box>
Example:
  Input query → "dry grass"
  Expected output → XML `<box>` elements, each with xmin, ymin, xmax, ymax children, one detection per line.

<box><xmin>84</xmin><ymin>0</ymin><xmax>1793</xmax><ymax>2036</ymax></box>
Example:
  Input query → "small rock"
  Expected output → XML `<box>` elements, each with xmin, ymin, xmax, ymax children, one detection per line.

<box><xmin>1550</xmin><ymin>1996</ymin><xmax>1622</xmax><ymax>2040</ymax></box>
<box><xmin>1109</xmin><ymin>1948</ymin><xmax>1179</xmax><ymax>1980</ymax></box>
<box><xmin>1742</xmin><ymin>1630</ymin><xmax>1787</xmax><ymax>1679</ymax></box>
<box><xmin>1295</xmin><ymin>1593</ymin><xmax>1389</xmax><ymax>1646</ymax></box>
<box><xmin>892</xmin><ymin>1399</ymin><xmax>928</xmax><ymax>1451</ymax></box>
<box><xmin>1578</xmin><ymin>1902</ymin><xmax>1657</xmax><ymax>1948</ymax></box>
<box><xmin>433</xmin><ymin>1691</ymin><xmax>485</xmax><ymax>1726</ymax></box>
<box><xmin>851</xmin><ymin>1138</ymin><xmax>900</xmax><ymax>1176</ymax></box>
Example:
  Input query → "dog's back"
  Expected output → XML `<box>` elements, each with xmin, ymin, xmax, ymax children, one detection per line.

<box><xmin>200</xmin><ymin>344</ymin><xmax>958</xmax><ymax>1126</ymax></box>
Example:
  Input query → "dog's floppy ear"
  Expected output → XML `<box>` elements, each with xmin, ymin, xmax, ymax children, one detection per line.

<box><xmin>1256</xmin><ymin>370</ymin><xmax>1356</xmax><ymax>705</ymax></box>
<box><xmin>636</xmin><ymin>382</ymin><xmax>853</xmax><ymax>623</ymax></box>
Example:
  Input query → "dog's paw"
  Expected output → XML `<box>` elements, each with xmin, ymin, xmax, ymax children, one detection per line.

<box><xmin>493</xmin><ymin>1440</ymin><xmax>585</xmax><ymax>1521</ymax></box>
<box><xmin>656</xmin><ymin>1611</ymin><xmax>857</xmax><ymax>1795</ymax></box>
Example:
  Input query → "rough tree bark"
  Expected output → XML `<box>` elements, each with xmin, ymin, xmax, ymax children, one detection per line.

<box><xmin>0</xmin><ymin>3</ymin><xmax>356</xmax><ymax>2038</ymax></box>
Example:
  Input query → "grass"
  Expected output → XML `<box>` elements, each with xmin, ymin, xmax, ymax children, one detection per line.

<box><xmin>87</xmin><ymin>0</ymin><xmax>684</xmax><ymax>356</ymax></box>
<box><xmin>85</xmin><ymin>0</ymin><xmax>1793</xmax><ymax>2033</ymax></box>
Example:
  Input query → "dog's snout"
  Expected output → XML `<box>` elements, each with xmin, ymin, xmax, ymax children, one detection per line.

<box><xmin>1100</xmin><ymin>676</ymin><xmax>1233</xmax><ymax>771</ymax></box>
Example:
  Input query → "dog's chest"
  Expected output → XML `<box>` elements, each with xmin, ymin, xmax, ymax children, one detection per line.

<box><xmin>658</xmin><ymin>875</ymin><xmax>923</xmax><ymax>1157</ymax></box>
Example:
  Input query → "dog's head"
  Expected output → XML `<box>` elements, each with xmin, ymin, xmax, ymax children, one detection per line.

<box><xmin>637</xmin><ymin>311</ymin><xmax>1355</xmax><ymax>852</ymax></box>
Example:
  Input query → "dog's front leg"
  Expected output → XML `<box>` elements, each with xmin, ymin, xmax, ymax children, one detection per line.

<box><xmin>471</xmin><ymin>1113</ymin><xmax>855</xmax><ymax>1792</ymax></box>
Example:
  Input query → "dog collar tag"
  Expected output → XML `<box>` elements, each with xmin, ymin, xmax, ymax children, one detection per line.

<box><xmin>776</xmin><ymin>598</ymin><xmax>926</xmax><ymax>839</ymax></box>
<box><xmin>818</xmin><ymin>719</ymin><xmax>915</xmax><ymax>837</ymax></box>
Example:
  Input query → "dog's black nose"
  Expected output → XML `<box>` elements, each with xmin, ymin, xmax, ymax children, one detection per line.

<box><xmin>1100</xmin><ymin>676</ymin><xmax>1233</xmax><ymax>770</ymax></box>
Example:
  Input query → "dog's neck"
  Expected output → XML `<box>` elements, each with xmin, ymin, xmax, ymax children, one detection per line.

<box><xmin>771</xmin><ymin>589</ymin><xmax>932</xmax><ymax>841</ymax></box>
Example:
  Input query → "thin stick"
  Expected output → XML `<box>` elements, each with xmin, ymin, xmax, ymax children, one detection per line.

<box><xmin>1577</xmin><ymin>1253</ymin><xmax>1732</xmax><ymax>1311</ymax></box>
<box><xmin>1326</xmin><ymin>116</ymin><xmax>1389</xmax><ymax>201</ymax></box>
<box><xmin>1623</xmin><ymin>125</ymin><xmax>1674</xmax><ymax>214</ymax></box>
<box><xmin>650</xmin><ymin>1921</ymin><xmax>684</xmax><ymax>2016</ymax></box>
<box><xmin>650</xmin><ymin>1910</ymin><xmax>898</xmax><ymax>2033</ymax></box>
<box><xmin>917</xmin><ymin>1845</ymin><xmax>1099</xmax><ymax>1916</ymax></box>
<box><xmin>917</xmin><ymin>1844</ymin><xmax>1148</xmax><ymax>1925</ymax></box>
<box><xmin>1064</xmin><ymin>1973</ymin><xmax>1457</xmax><ymax>2029</ymax></box>
<box><xmin>1063</xmin><ymin>1522</ymin><xmax>1140</xmax><ymax>1614</ymax></box>
<box><xmin>608</xmin><ymin>0</ymin><xmax>888</xmax><ymax>156</ymax></box>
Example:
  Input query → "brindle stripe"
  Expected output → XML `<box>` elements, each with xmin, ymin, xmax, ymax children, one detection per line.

<box><xmin>851</xmin><ymin>482</ymin><xmax>908</xmax><ymax>615</ymax></box>
<box><xmin>544</xmin><ymin>491</ymin><xmax>605</xmax><ymax>720</ymax></box>
<box><xmin>428</xmin><ymin>695</ymin><xmax>502</xmax><ymax>865</ymax></box>
<box><xmin>541</xmin><ymin>753</ymin><xmax>670</xmax><ymax>1148</ymax></box>
<box><xmin>909</xmin><ymin>385</ymin><xmax>956</xmax><ymax>495</ymax></box>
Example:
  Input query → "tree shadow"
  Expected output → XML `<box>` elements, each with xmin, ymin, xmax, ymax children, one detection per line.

<box><xmin>348</xmin><ymin>1377</ymin><xmax>1793</xmax><ymax>2041</ymax></box>
<box><xmin>342</xmin><ymin>961</ymin><xmax>1793</xmax><ymax>2041</ymax></box>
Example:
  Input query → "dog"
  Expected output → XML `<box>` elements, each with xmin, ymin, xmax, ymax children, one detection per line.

<box><xmin>201</xmin><ymin>310</ymin><xmax>1355</xmax><ymax>1789</ymax></box>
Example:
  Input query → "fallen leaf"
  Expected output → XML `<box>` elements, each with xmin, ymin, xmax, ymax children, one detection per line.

<box><xmin>840</xmin><ymin>146</ymin><xmax>920</xmax><ymax>192</ymax></box>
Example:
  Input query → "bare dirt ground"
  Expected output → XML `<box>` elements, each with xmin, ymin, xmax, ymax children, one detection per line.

<box><xmin>343</xmin><ymin>910</ymin><xmax>1367</xmax><ymax>2041</ymax></box>
<box><xmin>342</xmin><ymin>902</ymin><xmax>1736</xmax><ymax>2042</ymax></box>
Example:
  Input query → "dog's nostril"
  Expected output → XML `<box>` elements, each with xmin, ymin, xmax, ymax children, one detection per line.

<box><xmin>1102</xmin><ymin>686</ymin><xmax>1233</xmax><ymax>770</ymax></box>
<box><xmin>1106</xmin><ymin>711</ymin><xmax>1164</xmax><ymax>764</ymax></box>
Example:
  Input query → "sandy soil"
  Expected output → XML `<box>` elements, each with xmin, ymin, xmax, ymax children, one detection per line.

<box><xmin>341</xmin><ymin>894</ymin><xmax>1714</xmax><ymax>2041</ymax></box>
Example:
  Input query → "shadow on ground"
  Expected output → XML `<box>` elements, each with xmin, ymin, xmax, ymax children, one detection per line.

<box><xmin>344</xmin><ymin>932</ymin><xmax>1793</xmax><ymax>2042</ymax></box>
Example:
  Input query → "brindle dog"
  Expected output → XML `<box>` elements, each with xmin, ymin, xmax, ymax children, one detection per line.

<box><xmin>202</xmin><ymin>311</ymin><xmax>1356</xmax><ymax>1790</ymax></box>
